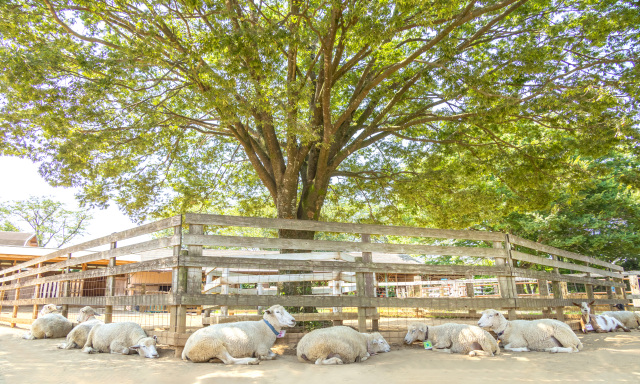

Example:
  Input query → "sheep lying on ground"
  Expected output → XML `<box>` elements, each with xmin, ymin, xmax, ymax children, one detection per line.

<box><xmin>573</xmin><ymin>301</ymin><xmax>630</xmax><ymax>333</ymax></box>
<box><xmin>82</xmin><ymin>322</ymin><xmax>159</xmax><ymax>358</ymax></box>
<box><xmin>58</xmin><ymin>306</ymin><xmax>103</xmax><ymax>350</ymax></box>
<box><xmin>22</xmin><ymin>304</ymin><xmax>73</xmax><ymax>340</ymax></box>
<box><xmin>601</xmin><ymin>304</ymin><xmax>640</xmax><ymax>330</ymax></box>
<box><xmin>404</xmin><ymin>322</ymin><xmax>499</xmax><ymax>357</ymax></box>
<box><xmin>182</xmin><ymin>304</ymin><xmax>296</xmax><ymax>364</ymax></box>
<box><xmin>478</xmin><ymin>309</ymin><xmax>583</xmax><ymax>353</ymax></box>
<box><xmin>297</xmin><ymin>326</ymin><xmax>391</xmax><ymax>365</ymax></box>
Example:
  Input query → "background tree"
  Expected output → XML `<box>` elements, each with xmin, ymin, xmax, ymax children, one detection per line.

<box><xmin>0</xmin><ymin>197</ymin><xmax>93</xmax><ymax>248</ymax></box>
<box><xmin>0</xmin><ymin>0</ymin><xmax>638</xmax><ymax>240</ymax></box>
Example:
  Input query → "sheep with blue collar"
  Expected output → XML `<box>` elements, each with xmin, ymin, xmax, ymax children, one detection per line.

<box><xmin>182</xmin><ymin>304</ymin><xmax>296</xmax><ymax>364</ymax></box>
<box><xmin>478</xmin><ymin>309</ymin><xmax>583</xmax><ymax>353</ymax></box>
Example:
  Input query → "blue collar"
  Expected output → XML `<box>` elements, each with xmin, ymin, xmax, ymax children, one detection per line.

<box><xmin>263</xmin><ymin>319</ymin><xmax>279</xmax><ymax>336</ymax></box>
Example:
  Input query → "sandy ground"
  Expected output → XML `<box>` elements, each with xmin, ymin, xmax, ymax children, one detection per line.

<box><xmin>1</xmin><ymin>325</ymin><xmax>640</xmax><ymax>384</ymax></box>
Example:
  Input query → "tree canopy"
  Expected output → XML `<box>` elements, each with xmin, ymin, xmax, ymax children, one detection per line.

<box><xmin>0</xmin><ymin>196</ymin><xmax>93</xmax><ymax>247</ymax></box>
<box><xmin>0</xmin><ymin>0</ymin><xmax>638</xmax><ymax>235</ymax></box>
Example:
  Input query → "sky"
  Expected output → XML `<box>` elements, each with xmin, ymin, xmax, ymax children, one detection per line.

<box><xmin>0</xmin><ymin>156</ymin><xmax>140</xmax><ymax>247</ymax></box>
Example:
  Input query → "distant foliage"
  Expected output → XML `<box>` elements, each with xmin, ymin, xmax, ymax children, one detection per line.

<box><xmin>0</xmin><ymin>196</ymin><xmax>92</xmax><ymax>247</ymax></box>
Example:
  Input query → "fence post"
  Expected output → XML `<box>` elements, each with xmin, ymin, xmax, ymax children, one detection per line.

<box><xmin>629</xmin><ymin>274</ymin><xmax>640</xmax><ymax>308</ymax></box>
<box><xmin>466</xmin><ymin>276</ymin><xmax>476</xmax><ymax>318</ymax></box>
<box><xmin>585</xmin><ymin>267</ymin><xmax>595</xmax><ymax>303</ymax></box>
<box><xmin>355</xmin><ymin>256</ymin><xmax>366</xmax><ymax>332</ymax></box>
<box><xmin>497</xmin><ymin>237</ymin><xmax>517</xmax><ymax>320</ymax></box>
<box><xmin>61</xmin><ymin>254</ymin><xmax>71</xmax><ymax>319</ymax></box>
<box><xmin>104</xmin><ymin>241</ymin><xmax>117</xmax><ymax>323</ymax></box>
<box><xmin>537</xmin><ymin>279</ymin><xmax>551</xmax><ymax>317</ymax></box>
<box><xmin>550</xmin><ymin>255</ymin><xmax>564</xmax><ymax>321</ymax></box>
<box><xmin>11</xmin><ymin>275</ymin><xmax>20</xmax><ymax>328</ymax></box>
<box><xmin>360</xmin><ymin>234</ymin><xmax>378</xmax><ymax>331</ymax></box>
<box><xmin>32</xmin><ymin>263</ymin><xmax>42</xmax><ymax>320</ymax></box>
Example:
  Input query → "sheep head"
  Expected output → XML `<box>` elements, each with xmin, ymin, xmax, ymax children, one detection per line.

<box><xmin>477</xmin><ymin>309</ymin><xmax>505</xmax><ymax>331</ymax></box>
<box><xmin>76</xmin><ymin>306</ymin><xmax>99</xmax><ymax>323</ymax></box>
<box><xmin>263</xmin><ymin>305</ymin><xmax>296</xmax><ymax>328</ymax></box>
<box><xmin>39</xmin><ymin>304</ymin><xmax>61</xmax><ymax>316</ymax></box>
<box><xmin>129</xmin><ymin>335</ymin><xmax>159</xmax><ymax>358</ymax></box>
<box><xmin>404</xmin><ymin>322</ymin><xmax>428</xmax><ymax>344</ymax></box>
<box><xmin>366</xmin><ymin>332</ymin><xmax>391</xmax><ymax>355</ymax></box>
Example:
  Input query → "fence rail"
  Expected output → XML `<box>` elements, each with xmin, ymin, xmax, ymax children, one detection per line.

<box><xmin>0</xmin><ymin>213</ymin><xmax>630</xmax><ymax>352</ymax></box>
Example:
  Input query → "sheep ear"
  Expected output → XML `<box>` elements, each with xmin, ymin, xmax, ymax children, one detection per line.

<box><xmin>589</xmin><ymin>300</ymin><xmax>595</xmax><ymax>306</ymax></box>
<box><xmin>153</xmin><ymin>335</ymin><xmax>158</xmax><ymax>342</ymax></box>
<box><xmin>265</xmin><ymin>310</ymin><xmax>272</xmax><ymax>315</ymax></box>
<box><xmin>129</xmin><ymin>345</ymin><xmax>141</xmax><ymax>350</ymax></box>
<box><xmin>573</xmin><ymin>302</ymin><xmax>581</xmax><ymax>307</ymax></box>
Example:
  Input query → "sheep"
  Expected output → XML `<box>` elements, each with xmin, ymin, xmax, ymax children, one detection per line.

<box><xmin>296</xmin><ymin>326</ymin><xmax>391</xmax><ymax>365</ymax></box>
<box><xmin>478</xmin><ymin>309</ymin><xmax>583</xmax><ymax>353</ymax></box>
<box><xmin>182</xmin><ymin>304</ymin><xmax>296</xmax><ymax>365</ymax></box>
<box><xmin>573</xmin><ymin>301</ymin><xmax>630</xmax><ymax>333</ymax></box>
<box><xmin>601</xmin><ymin>304</ymin><xmax>640</xmax><ymax>330</ymax></box>
<box><xmin>404</xmin><ymin>322</ymin><xmax>499</xmax><ymax>357</ymax></box>
<box><xmin>82</xmin><ymin>322</ymin><xmax>159</xmax><ymax>358</ymax></box>
<box><xmin>58</xmin><ymin>306</ymin><xmax>103</xmax><ymax>350</ymax></box>
<box><xmin>22</xmin><ymin>304</ymin><xmax>73</xmax><ymax>340</ymax></box>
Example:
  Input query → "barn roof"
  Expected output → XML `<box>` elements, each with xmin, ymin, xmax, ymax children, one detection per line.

<box><xmin>0</xmin><ymin>231</ymin><xmax>38</xmax><ymax>247</ymax></box>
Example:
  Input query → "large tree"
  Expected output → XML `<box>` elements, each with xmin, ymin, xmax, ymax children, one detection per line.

<box><xmin>1</xmin><ymin>0</ymin><xmax>638</xmax><ymax>235</ymax></box>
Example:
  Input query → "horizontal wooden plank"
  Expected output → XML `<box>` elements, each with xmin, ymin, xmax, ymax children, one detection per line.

<box><xmin>180</xmin><ymin>293</ymin><xmax>518</xmax><ymax>309</ymax></box>
<box><xmin>511</xmin><ymin>251</ymin><xmax>621</xmax><ymax>278</ymax></box>
<box><xmin>179</xmin><ymin>255</ymin><xmax>511</xmax><ymax>276</ymax></box>
<box><xmin>0</xmin><ymin>236</ymin><xmax>181</xmax><ymax>284</ymax></box>
<box><xmin>205</xmin><ymin>252</ymin><xmax>357</xmax><ymax>262</ymax></box>
<box><xmin>184</xmin><ymin>213</ymin><xmax>506</xmax><ymax>242</ymax></box>
<box><xmin>1</xmin><ymin>257</ymin><xmax>179</xmax><ymax>290</ymax></box>
<box><xmin>202</xmin><ymin>312</ymin><xmax>375</xmax><ymax>325</ymax></box>
<box><xmin>183</xmin><ymin>234</ymin><xmax>505</xmax><ymax>258</ymax></box>
<box><xmin>509</xmin><ymin>235</ymin><xmax>622</xmax><ymax>271</ymax></box>
<box><xmin>0</xmin><ymin>216</ymin><xmax>181</xmax><ymax>277</ymax></box>
<box><xmin>0</xmin><ymin>294</ymin><xmax>176</xmax><ymax>307</ymax></box>
<box><xmin>511</xmin><ymin>268</ymin><xmax>624</xmax><ymax>288</ymax></box>
<box><xmin>513</xmin><ymin>297</ymin><xmax>628</xmax><ymax>308</ymax></box>
<box><xmin>0</xmin><ymin>317</ymin><xmax>34</xmax><ymax>325</ymax></box>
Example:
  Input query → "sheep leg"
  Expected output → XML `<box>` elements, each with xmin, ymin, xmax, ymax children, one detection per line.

<box><xmin>21</xmin><ymin>333</ymin><xmax>35</xmax><ymax>340</ymax></box>
<box><xmin>58</xmin><ymin>341</ymin><xmax>77</xmax><ymax>350</ymax></box>
<box><xmin>468</xmin><ymin>350</ymin><xmax>493</xmax><ymax>357</ymax></box>
<box><xmin>111</xmin><ymin>341</ymin><xmax>133</xmax><ymax>355</ymax></box>
<box><xmin>256</xmin><ymin>349</ymin><xmax>277</xmax><ymax>360</ymax></box>
<box><xmin>432</xmin><ymin>348</ymin><xmax>452</xmax><ymax>353</ymax></box>
<box><xmin>217</xmin><ymin>348</ymin><xmax>260</xmax><ymax>365</ymax></box>
<box><xmin>547</xmin><ymin>346</ymin><xmax>578</xmax><ymax>353</ymax></box>
<box><xmin>315</xmin><ymin>355</ymin><xmax>344</xmax><ymax>365</ymax></box>
<box><xmin>503</xmin><ymin>344</ymin><xmax>530</xmax><ymax>352</ymax></box>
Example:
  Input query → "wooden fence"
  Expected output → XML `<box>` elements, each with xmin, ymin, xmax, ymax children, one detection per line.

<box><xmin>0</xmin><ymin>213</ymin><xmax>629</xmax><ymax>353</ymax></box>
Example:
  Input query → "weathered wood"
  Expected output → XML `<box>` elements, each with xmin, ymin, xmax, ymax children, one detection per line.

<box><xmin>550</xmin><ymin>255</ymin><xmax>564</xmax><ymax>321</ymax></box>
<box><xmin>178</xmin><ymin>255</ymin><xmax>511</xmax><ymax>276</ymax></box>
<box><xmin>179</xmin><ymin>293</ymin><xmax>627</xmax><ymax>309</ymax></box>
<box><xmin>184</xmin><ymin>213</ymin><xmax>505</xmax><ymax>242</ymax></box>
<box><xmin>183</xmin><ymin>234</ymin><xmax>506</xmax><ymax>258</ymax></box>
<box><xmin>1</xmin><ymin>257</ymin><xmax>180</xmax><ymax>290</ymax></box>
<box><xmin>1</xmin><ymin>293</ymin><xmax>176</xmax><ymax>307</ymax></box>
<box><xmin>509</xmin><ymin>235</ymin><xmax>622</xmax><ymax>271</ymax></box>
<box><xmin>510</xmin><ymin>251</ymin><xmax>620</xmax><ymax>278</ymax></box>
<box><xmin>203</xmin><ymin>311</ymin><xmax>379</xmax><ymax>325</ymax></box>
<box><xmin>0</xmin><ymin>235</ymin><xmax>181</xmax><ymax>283</ymax></box>
<box><xmin>0</xmin><ymin>317</ymin><xmax>34</xmax><ymax>325</ymax></box>
<box><xmin>0</xmin><ymin>216</ymin><xmax>182</xmax><ymax>277</ymax></box>
<box><xmin>104</xmin><ymin>242</ymin><xmax>117</xmax><ymax>324</ymax></box>
<box><xmin>511</xmin><ymin>268</ymin><xmax>623</xmax><ymax>287</ymax></box>
<box><xmin>629</xmin><ymin>275</ymin><xmax>640</xmax><ymax>307</ymax></box>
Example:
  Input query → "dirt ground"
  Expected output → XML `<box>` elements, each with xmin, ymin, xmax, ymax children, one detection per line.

<box><xmin>1</xmin><ymin>325</ymin><xmax>640</xmax><ymax>384</ymax></box>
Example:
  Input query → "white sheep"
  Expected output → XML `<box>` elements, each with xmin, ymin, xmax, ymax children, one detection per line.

<box><xmin>478</xmin><ymin>309</ymin><xmax>583</xmax><ymax>353</ymax></box>
<box><xmin>22</xmin><ymin>304</ymin><xmax>73</xmax><ymax>340</ymax></box>
<box><xmin>58</xmin><ymin>306</ymin><xmax>103</xmax><ymax>350</ymax></box>
<box><xmin>82</xmin><ymin>322</ymin><xmax>159</xmax><ymax>358</ymax></box>
<box><xmin>601</xmin><ymin>304</ymin><xmax>640</xmax><ymax>330</ymax></box>
<box><xmin>182</xmin><ymin>304</ymin><xmax>296</xmax><ymax>365</ymax></box>
<box><xmin>296</xmin><ymin>326</ymin><xmax>391</xmax><ymax>365</ymax></box>
<box><xmin>573</xmin><ymin>301</ymin><xmax>630</xmax><ymax>333</ymax></box>
<box><xmin>404</xmin><ymin>322</ymin><xmax>499</xmax><ymax>357</ymax></box>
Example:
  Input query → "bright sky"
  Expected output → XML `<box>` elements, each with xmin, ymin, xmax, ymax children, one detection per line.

<box><xmin>0</xmin><ymin>156</ymin><xmax>139</xmax><ymax>246</ymax></box>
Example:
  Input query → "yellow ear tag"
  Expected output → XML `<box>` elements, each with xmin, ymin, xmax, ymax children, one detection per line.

<box><xmin>423</xmin><ymin>341</ymin><xmax>432</xmax><ymax>350</ymax></box>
